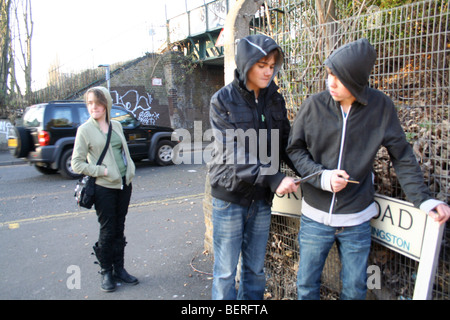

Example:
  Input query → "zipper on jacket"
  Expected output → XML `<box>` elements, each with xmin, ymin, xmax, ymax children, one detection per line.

<box><xmin>104</xmin><ymin>125</ymin><xmax>126</xmax><ymax>190</ymax></box>
<box><xmin>326</xmin><ymin>106</ymin><xmax>351</xmax><ymax>225</ymax></box>
<box><xmin>255</xmin><ymin>98</ymin><xmax>267</xmax><ymax>124</ymax></box>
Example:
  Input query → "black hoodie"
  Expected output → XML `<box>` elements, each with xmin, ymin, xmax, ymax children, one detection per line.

<box><xmin>324</xmin><ymin>38</ymin><xmax>377</xmax><ymax>105</ymax></box>
<box><xmin>235</xmin><ymin>34</ymin><xmax>284</xmax><ymax>87</ymax></box>
<box><xmin>208</xmin><ymin>34</ymin><xmax>294</xmax><ymax>206</ymax></box>
<box><xmin>287</xmin><ymin>38</ymin><xmax>438</xmax><ymax>226</ymax></box>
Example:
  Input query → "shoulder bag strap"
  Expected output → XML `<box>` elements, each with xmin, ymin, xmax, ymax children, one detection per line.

<box><xmin>96</xmin><ymin>122</ymin><xmax>112</xmax><ymax>166</ymax></box>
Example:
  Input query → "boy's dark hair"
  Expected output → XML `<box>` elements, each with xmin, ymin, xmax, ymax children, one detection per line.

<box><xmin>263</xmin><ymin>48</ymin><xmax>280</xmax><ymax>62</ymax></box>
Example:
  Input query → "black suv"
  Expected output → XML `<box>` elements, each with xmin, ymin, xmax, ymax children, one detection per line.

<box><xmin>8</xmin><ymin>100</ymin><xmax>177</xmax><ymax>179</ymax></box>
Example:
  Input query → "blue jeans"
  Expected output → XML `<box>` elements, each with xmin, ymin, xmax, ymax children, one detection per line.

<box><xmin>297</xmin><ymin>215</ymin><xmax>372</xmax><ymax>300</ymax></box>
<box><xmin>212</xmin><ymin>197</ymin><xmax>272</xmax><ymax>300</ymax></box>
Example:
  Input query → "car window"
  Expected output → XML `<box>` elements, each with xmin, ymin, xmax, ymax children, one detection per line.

<box><xmin>49</xmin><ymin>107</ymin><xmax>73</xmax><ymax>127</ymax></box>
<box><xmin>23</xmin><ymin>105</ymin><xmax>45</xmax><ymax>127</ymax></box>
<box><xmin>78</xmin><ymin>107</ymin><xmax>90</xmax><ymax>124</ymax></box>
<box><xmin>111</xmin><ymin>108</ymin><xmax>139</xmax><ymax>128</ymax></box>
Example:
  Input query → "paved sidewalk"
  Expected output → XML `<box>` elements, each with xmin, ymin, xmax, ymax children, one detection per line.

<box><xmin>0</xmin><ymin>143</ymin><xmax>216</xmax><ymax>300</ymax></box>
<box><xmin>0</xmin><ymin>192</ymin><xmax>213</xmax><ymax>300</ymax></box>
<box><xmin>0</xmin><ymin>150</ymin><xmax>22</xmax><ymax>166</ymax></box>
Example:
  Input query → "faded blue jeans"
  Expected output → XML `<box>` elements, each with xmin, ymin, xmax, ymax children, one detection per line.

<box><xmin>212</xmin><ymin>197</ymin><xmax>272</xmax><ymax>300</ymax></box>
<box><xmin>297</xmin><ymin>215</ymin><xmax>372</xmax><ymax>300</ymax></box>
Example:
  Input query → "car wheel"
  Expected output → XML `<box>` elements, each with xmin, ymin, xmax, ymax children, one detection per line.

<box><xmin>59</xmin><ymin>148</ymin><xmax>82</xmax><ymax>179</ymax></box>
<box><xmin>154</xmin><ymin>140</ymin><xmax>176</xmax><ymax>166</ymax></box>
<box><xmin>8</xmin><ymin>126</ymin><xmax>32</xmax><ymax>158</ymax></box>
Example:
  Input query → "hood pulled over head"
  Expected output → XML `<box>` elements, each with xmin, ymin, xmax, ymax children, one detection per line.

<box><xmin>324</xmin><ymin>38</ymin><xmax>376</xmax><ymax>105</ymax></box>
<box><xmin>235</xmin><ymin>34</ymin><xmax>284</xmax><ymax>88</ymax></box>
<box><xmin>85</xmin><ymin>86</ymin><xmax>113</xmax><ymax>122</ymax></box>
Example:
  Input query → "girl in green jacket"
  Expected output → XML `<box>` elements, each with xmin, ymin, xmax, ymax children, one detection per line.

<box><xmin>72</xmin><ymin>86</ymin><xmax>138</xmax><ymax>292</ymax></box>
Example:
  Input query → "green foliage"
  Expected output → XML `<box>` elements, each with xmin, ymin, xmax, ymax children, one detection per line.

<box><xmin>374</xmin><ymin>0</ymin><xmax>416</xmax><ymax>9</ymax></box>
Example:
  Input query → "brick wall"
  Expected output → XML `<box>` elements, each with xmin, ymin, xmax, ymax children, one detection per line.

<box><xmin>163</xmin><ymin>52</ymin><xmax>224</xmax><ymax>134</ymax></box>
<box><xmin>110</xmin><ymin>54</ymin><xmax>168</xmax><ymax>104</ymax></box>
<box><xmin>105</xmin><ymin>52</ymin><xmax>224</xmax><ymax>134</ymax></box>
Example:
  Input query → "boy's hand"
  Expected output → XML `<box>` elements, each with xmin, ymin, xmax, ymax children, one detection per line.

<box><xmin>429</xmin><ymin>203</ymin><xmax>450</xmax><ymax>225</ymax></box>
<box><xmin>331</xmin><ymin>170</ymin><xmax>349</xmax><ymax>193</ymax></box>
<box><xmin>276</xmin><ymin>177</ymin><xmax>299</xmax><ymax>195</ymax></box>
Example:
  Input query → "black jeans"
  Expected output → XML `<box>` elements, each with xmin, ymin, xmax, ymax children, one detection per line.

<box><xmin>94</xmin><ymin>179</ymin><xmax>132</xmax><ymax>269</ymax></box>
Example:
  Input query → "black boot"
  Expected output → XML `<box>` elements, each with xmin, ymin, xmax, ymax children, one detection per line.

<box><xmin>112</xmin><ymin>237</ymin><xmax>139</xmax><ymax>285</ymax></box>
<box><xmin>100</xmin><ymin>269</ymin><xmax>116</xmax><ymax>292</ymax></box>
<box><xmin>93</xmin><ymin>242</ymin><xmax>117</xmax><ymax>292</ymax></box>
<box><xmin>113</xmin><ymin>267</ymin><xmax>139</xmax><ymax>285</ymax></box>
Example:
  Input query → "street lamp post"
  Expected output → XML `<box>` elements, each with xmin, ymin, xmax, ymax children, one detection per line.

<box><xmin>98</xmin><ymin>64</ymin><xmax>111</xmax><ymax>91</ymax></box>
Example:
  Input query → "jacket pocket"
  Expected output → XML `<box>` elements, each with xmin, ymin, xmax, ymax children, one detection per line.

<box><xmin>212</xmin><ymin>198</ymin><xmax>232</xmax><ymax>211</ymax></box>
<box><xmin>210</xmin><ymin>164</ymin><xmax>241</xmax><ymax>191</ymax></box>
<box><xmin>229</xmin><ymin>110</ymin><xmax>254</xmax><ymax>130</ymax></box>
<box><xmin>270</xmin><ymin>111</ymin><xmax>285</xmax><ymax>129</ymax></box>
<box><xmin>103</xmin><ymin>162</ymin><xmax>122</xmax><ymax>185</ymax></box>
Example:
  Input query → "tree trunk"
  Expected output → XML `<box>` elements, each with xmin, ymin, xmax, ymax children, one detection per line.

<box><xmin>315</xmin><ymin>0</ymin><xmax>337</xmax><ymax>56</ymax></box>
<box><xmin>0</xmin><ymin>0</ymin><xmax>12</xmax><ymax>112</ymax></box>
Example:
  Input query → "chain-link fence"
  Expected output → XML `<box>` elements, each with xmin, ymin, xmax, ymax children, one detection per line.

<box><xmin>252</xmin><ymin>0</ymin><xmax>449</xmax><ymax>299</ymax></box>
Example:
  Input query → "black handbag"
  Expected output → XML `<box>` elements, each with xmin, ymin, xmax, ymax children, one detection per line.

<box><xmin>75</xmin><ymin>123</ymin><xmax>112</xmax><ymax>209</ymax></box>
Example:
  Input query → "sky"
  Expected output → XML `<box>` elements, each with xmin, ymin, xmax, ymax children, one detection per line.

<box><xmin>30</xmin><ymin>0</ymin><xmax>199</xmax><ymax>89</ymax></box>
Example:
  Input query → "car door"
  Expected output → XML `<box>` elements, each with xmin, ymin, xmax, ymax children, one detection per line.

<box><xmin>45</xmin><ymin>105</ymin><xmax>79</xmax><ymax>145</ymax></box>
<box><xmin>110</xmin><ymin>107</ymin><xmax>149</xmax><ymax>157</ymax></box>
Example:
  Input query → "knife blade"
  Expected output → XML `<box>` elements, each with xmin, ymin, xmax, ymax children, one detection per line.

<box><xmin>294</xmin><ymin>170</ymin><xmax>324</xmax><ymax>185</ymax></box>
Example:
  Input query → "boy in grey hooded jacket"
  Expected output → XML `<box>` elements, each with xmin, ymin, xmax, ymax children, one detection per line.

<box><xmin>287</xmin><ymin>38</ymin><xmax>449</xmax><ymax>299</ymax></box>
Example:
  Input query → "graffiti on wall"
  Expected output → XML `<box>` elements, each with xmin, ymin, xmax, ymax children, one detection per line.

<box><xmin>111</xmin><ymin>87</ymin><xmax>159</xmax><ymax>125</ymax></box>
<box><xmin>110</xmin><ymin>86</ymin><xmax>171</xmax><ymax>127</ymax></box>
<box><xmin>0</xmin><ymin>120</ymin><xmax>13</xmax><ymax>150</ymax></box>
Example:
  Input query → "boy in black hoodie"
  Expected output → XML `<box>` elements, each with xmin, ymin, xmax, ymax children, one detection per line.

<box><xmin>287</xmin><ymin>38</ymin><xmax>449</xmax><ymax>299</ymax></box>
<box><xmin>208</xmin><ymin>34</ymin><xmax>298</xmax><ymax>300</ymax></box>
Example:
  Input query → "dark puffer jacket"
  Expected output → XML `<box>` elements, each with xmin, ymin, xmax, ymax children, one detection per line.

<box><xmin>208</xmin><ymin>35</ymin><xmax>295</xmax><ymax>206</ymax></box>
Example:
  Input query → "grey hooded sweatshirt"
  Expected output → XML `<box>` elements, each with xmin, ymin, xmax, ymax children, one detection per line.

<box><xmin>287</xmin><ymin>38</ymin><xmax>441</xmax><ymax>226</ymax></box>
